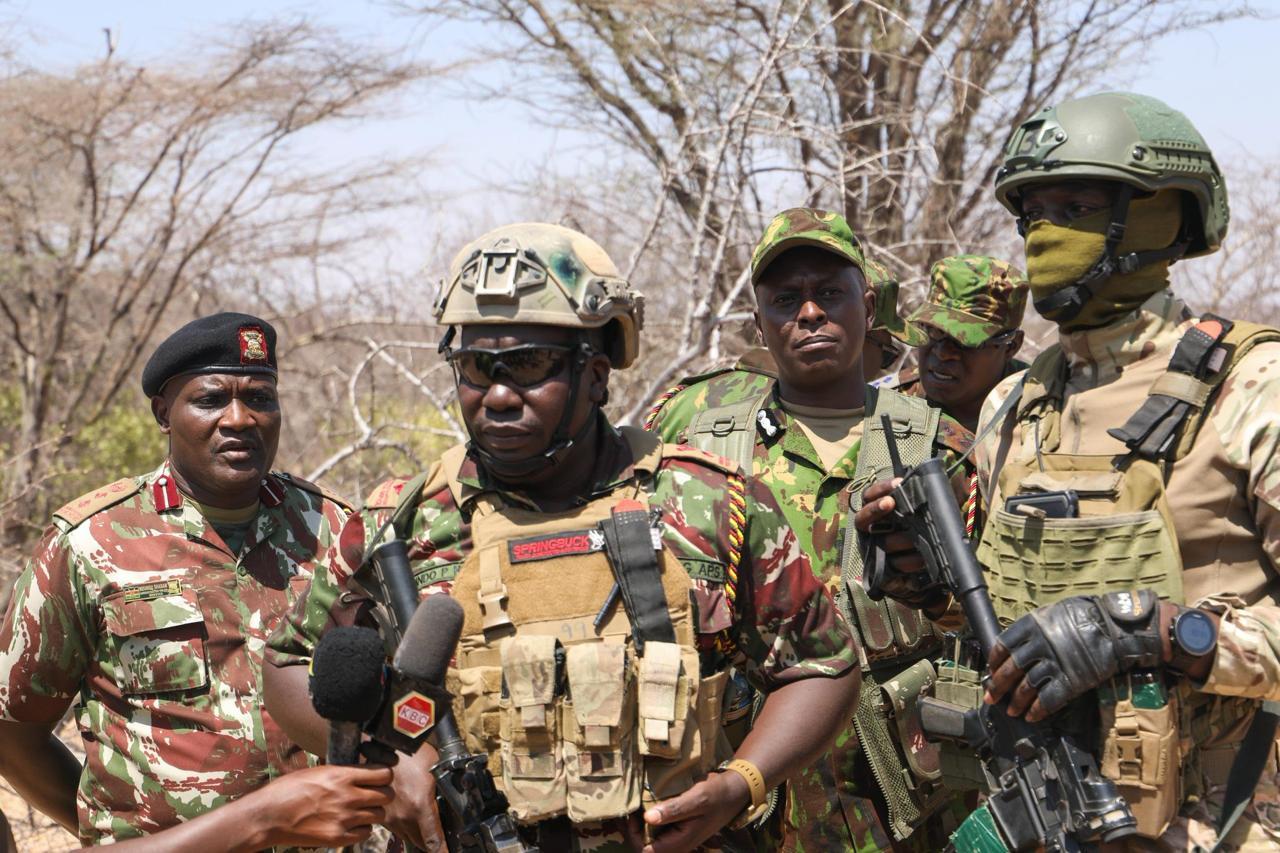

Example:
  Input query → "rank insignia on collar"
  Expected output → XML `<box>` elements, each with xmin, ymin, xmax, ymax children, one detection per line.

<box><xmin>239</xmin><ymin>326</ymin><xmax>269</xmax><ymax>365</ymax></box>
<box><xmin>756</xmin><ymin>407</ymin><xmax>781</xmax><ymax>439</ymax></box>
<box><xmin>152</xmin><ymin>474</ymin><xmax>181</xmax><ymax>512</ymax></box>
<box><xmin>259</xmin><ymin>476</ymin><xmax>285</xmax><ymax>507</ymax></box>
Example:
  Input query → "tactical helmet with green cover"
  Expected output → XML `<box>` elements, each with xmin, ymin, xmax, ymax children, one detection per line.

<box><xmin>994</xmin><ymin>92</ymin><xmax>1227</xmax><ymax>323</ymax></box>
<box><xmin>433</xmin><ymin>222</ymin><xmax>645</xmax><ymax>477</ymax></box>
<box><xmin>433</xmin><ymin>222</ymin><xmax>644</xmax><ymax>368</ymax></box>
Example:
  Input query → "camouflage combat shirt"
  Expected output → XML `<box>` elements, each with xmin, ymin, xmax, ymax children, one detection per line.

<box><xmin>975</xmin><ymin>290</ymin><xmax>1280</xmax><ymax>846</ymax></box>
<box><xmin>0</xmin><ymin>462</ymin><xmax>349</xmax><ymax>845</ymax></box>
<box><xmin>647</xmin><ymin>371</ymin><xmax>971</xmax><ymax>852</ymax></box>
<box><xmin>268</xmin><ymin>423</ymin><xmax>857</xmax><ymax>852</ymax></box>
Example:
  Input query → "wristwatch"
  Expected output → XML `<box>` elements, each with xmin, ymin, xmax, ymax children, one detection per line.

<box><xmin>1169</xmin><ymin>607</ymin><xmax>1217</xmax><ymax>672</ymax></box>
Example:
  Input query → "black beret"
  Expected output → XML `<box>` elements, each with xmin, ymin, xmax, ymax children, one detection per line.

<box><xmin>142</xmin><ymin>312</ymin><xmax>279</xmax><ymax>397</ymax></box>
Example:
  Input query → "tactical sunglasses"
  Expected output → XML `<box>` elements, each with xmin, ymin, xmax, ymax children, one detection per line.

<box><xmin>923</xmin><ymin>326</ymin><xmax>1017</xmax><ymax>352</ymax></box>
<box><xmin>446</xmin><ymin>344</ymin><xmax>579</xmax><ymax>389</ymax></box>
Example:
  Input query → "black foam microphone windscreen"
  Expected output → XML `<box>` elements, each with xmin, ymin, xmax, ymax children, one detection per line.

<box><xmin>394</xmin><ymin>594</ymin><xmax>465</xmax><ymax>685</ymax></box>
<box><xmin>310</xmin><ymin>626</ymin><xmax>387</xmax><ymax>765</ymax></box>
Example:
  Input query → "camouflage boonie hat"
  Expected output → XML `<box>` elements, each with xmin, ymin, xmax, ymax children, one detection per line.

<box><xmin>865</xmin><ymin>257</ymin><xmax>927</xmax><ymax>346</ymax></box>
<box><xmin>750</xmin><ymin>208</ymin><xmax>867</xmax><ymax>284</ymax></box>
<box><xmin>908</xmin><ymin>255</ymin><xmax>1028</xmax><ymax>347</ymax></box>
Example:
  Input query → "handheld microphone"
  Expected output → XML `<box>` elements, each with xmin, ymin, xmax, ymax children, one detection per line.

<box><xmin>309</xmin><ymin>626</ymin><xmax>387</xmax><ymax>765</ymax></box>
<box><xmin>367</xmin><ymin>593</ymin><xmax>463</xmax><ymax>754</ymax></box>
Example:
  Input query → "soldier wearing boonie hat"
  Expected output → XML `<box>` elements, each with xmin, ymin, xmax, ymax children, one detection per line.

<box><xmin>0</xmin><ymin>312</ymin><xmax>389</xmax><ymax>850</ymax></box>
<box><xmin>891</xmin><ymin>254</ymin><xmax>1029</xmax><ymax>433</ymax></box>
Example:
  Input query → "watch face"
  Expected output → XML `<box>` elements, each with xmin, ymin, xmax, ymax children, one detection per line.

<box><xmin>1175</xmin><ymin>609</ymin><xmax>1217</xmax><ymax>657</ymax></box>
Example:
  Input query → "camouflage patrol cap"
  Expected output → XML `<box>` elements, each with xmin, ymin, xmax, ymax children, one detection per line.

<box><xmin>750</xmin><ymin>208</ymin><xmax>867</xmax><ymax>284</ymax></box>
<box><xmin>864</xmin><ymin>257</ymin><xmax>927</xmax><ymax>346</ymax></box>
<box><xmin>908</xmin><ymin>255</ymin><xmax>1028</xmax><ymax>347</ymax></box>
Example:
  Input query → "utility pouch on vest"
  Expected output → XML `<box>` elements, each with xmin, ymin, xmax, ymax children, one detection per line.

<box><xmin>977</xmin><ymin>464</ymin><xmax>1184</xmax><ymax>624</ymax></box>
<box><xmin>562</xmin><ymin>642</ymin><xmax>639</xmax><ymax>822</ymax></box>
<box><xmin>450</xmin><ymin>665</ymin><xmax>504</xmax><ymax>776</ymax></box>
<box><xmin>933</xmin><ymin>659</ymin><xmax>987</xmax><ymax>792</ymax></box>
<box><xmin>1099</xmin><ymin>672</ymin><xmax>1181</xmax><ymax>839</ymax></box>
<box><xmin>637</xmin><ymin>641</ymin><xmax>690</xmax><ymax>760</ymax></box>
<box><xmin>636</xmin><ymin>643</ymin><xmax>728</xmax><ymax>806</ymax></box>
<box><xmin>499</xmin><ymin>635</ymin><xmax>566</xmax><ymax>821</ymax></box>
<box><xmin>880</xmin><ymin>658</ymin><xmax>943</xmax><ymax>785</ymax></box>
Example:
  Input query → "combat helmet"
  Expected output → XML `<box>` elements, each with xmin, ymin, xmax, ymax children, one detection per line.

<box><xmin>994</xmin><ymin>92</ymin><xmax>1227</xmax><ymax>320</ymax></box>
<box><xmin>434</xmin><ymin>222</ymin><xmax>644</xmax><ymax>478</ymax></box>
<box><xmin>434</xmin><ymin>222</ymin><xmax>644</xmax><ymax>368</ymax></box>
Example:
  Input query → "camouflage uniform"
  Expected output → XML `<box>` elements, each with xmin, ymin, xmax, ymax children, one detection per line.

<box><xmin>268</xmin><ymin>423</ymin><xmax>856</xmax><ymax>852</ymax></box>
<box><xmin>647</xmin><ymin>212</ymin><xmax>973</xmax><ymax>852</ymax></box>
<box><xmin>963</xmin><ymin>93</ymin><xmax>1280</xmax><ymax>849</ymax></box>
<box><xmin>975</xmin><ymin>290</ymin><xmax>1280</xmax><ymax>849</ymax></box>
<box><xmin>0</xmin><ymin>463</ymin><xmax>349</xmax><ymax>845</ymax></box>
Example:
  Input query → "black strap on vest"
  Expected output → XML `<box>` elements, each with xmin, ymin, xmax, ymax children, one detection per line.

<box><xmin>1107</xmin><ymin>314</ymin><xmax>1233</xmax><ymax>462</ymax></box>
<box><xmin>599</xmin><ymin>500</ymin><xmax>675</xmax><ymax>655</ymax></box>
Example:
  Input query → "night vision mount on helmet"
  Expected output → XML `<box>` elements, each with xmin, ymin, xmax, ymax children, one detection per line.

<box><xmin>994</xmin><ymin>92</ymin><xmax>1228</xmax><ymax>323</ymax></box>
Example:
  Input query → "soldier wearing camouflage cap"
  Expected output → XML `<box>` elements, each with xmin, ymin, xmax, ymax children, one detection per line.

<box><xmin>0</xmin><ymin>313</ymin><xmax>400</xmax><ymax>850</ymax></box>
<box><xmin>891</xmin><ymin>254</ymin><xmax>1029</xmax><ymax>432</ymax></box>
<box><xmin>264</xmin><ymin>222</ymin><xmax>859</xmax><ymax>853</ymax></box>
<box><xmin>642</xmin><ymin>217</ymin><xmax>923</xmax><ymax>446</ymax></box>
<box><xmin>647</xmin><ymin>208</ymin><xmax>974</xmax><ymax>851</ymax></box>
<box><xmin>858</xmin><ymin>92</ymin><xmax>1280</xmax><ymax>849</ymax></box>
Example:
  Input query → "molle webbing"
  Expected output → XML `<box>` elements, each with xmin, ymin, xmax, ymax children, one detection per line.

<box><xmin>684</xmin><ymin>394</ymin><xmax>767</xmax><ymax>475</ymax></box>
<box><xmin>1109</xmin><ymin>316</ymin><xmax>1280</xmax><ymax>462</ymax></box>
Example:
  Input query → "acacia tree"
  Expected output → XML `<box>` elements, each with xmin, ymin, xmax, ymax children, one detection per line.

<box><xmin>404</xmin><ymin>0</ymin><xmax>1253</xmax><ymax>421</ymax></box>
<box><xmin>0</xmin><ymin>22</ymin><xmax>422</xmax><ymax>547</ymax></box>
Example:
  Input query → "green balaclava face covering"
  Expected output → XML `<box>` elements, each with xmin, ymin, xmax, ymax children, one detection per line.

<box><xmin>1024</xmin><ymin>189</ymin><xmax>1183</xmax><ymax>331</ymax></box>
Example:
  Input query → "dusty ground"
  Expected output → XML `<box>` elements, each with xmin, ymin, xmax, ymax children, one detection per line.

<box><xmin>0</xmin><ymin>718</ymin><xmax>81</xmax><ymax>852</ymax></box>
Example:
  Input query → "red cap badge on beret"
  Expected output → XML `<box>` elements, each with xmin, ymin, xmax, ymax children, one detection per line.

<box><xmin>239</xmin><ymin>326</ymin><xmax>270</xmax><ymax>365</ymax></box>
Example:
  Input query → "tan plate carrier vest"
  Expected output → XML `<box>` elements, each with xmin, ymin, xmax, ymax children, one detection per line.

<box><xmin>435</xmin><ymin>430</ymin><xmax>732</xmax><ymax>826</ymax></box>
<box><xmin>975</xmin><ymin>316</ymin><xmax>1280</xmax><ymax>839</ymax></box>
<box><xmin>688</xmin><ymin>384</ymin><xmax>947</xmax><ymax>840</ymax></box>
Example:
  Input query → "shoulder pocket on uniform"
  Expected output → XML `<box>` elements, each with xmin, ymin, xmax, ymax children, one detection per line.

<box><xmin>102</xmin><ymin>586</ymin><xmax>209</xmax><ymax>695</ymax></box>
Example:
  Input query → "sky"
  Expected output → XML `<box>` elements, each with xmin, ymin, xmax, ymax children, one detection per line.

<box><xmin>12</xmin><ymin>1</ymin><xmax>1280</xmax><ymax>276</ymax></box>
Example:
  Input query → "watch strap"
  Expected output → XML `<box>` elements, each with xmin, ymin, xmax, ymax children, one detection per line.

<box><xmin>720</xmin><ymin>758</ymin><xmax>769</xmax><ymax>829</ymax></box>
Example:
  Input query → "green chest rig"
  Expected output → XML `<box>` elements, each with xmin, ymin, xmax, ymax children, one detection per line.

<box><xmin>689</xmin><ymin>384</ymin><xmax>949</xmax><ymax>840</ymax></box>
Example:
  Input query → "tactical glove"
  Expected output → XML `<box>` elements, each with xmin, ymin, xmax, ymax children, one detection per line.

<box><xmin>995</xmin><ymin>589</ymin><xmax>1164</xmax><ymax>718</ymax></box>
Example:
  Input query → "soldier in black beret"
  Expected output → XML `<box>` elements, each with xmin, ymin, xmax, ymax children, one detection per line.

<box><xmin>0</xmin><ymin>312</ymin><xmax>405</xmax><ymax>850</ymax></box>
<box><xmin>141</xmin><ymin>312</ymin><xmax>279</xmax><ymax>397</ymax></box>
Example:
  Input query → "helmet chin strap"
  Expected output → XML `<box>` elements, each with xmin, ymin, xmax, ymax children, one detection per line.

<box><xmin>466</xmin><ymin>340</ymin><xmax>599</xmax><ymax>482</ymax></box>
<box><xmin>1029</xmin><ymin>184</ymin><xmax>1191</xmax><ymax>324</ymax></box>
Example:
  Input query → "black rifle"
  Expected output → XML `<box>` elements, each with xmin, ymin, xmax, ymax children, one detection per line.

<box><xmin>863</xmin><ymin>415</ymin><xmax>1137</xmax><ymax>852</ymax></box>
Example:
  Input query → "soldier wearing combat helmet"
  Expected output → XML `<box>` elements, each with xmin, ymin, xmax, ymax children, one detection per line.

<box><xmin>0</xmin><ymin>313</ymin><xmax>394</xmax><ymax>850</ymax></box>
<box><xmin>859</xmin><ymin>92</ymin><xmax>1280</xmax><ymax>849</ymax></box>
<box><xmin>264</xmin><ymin>222</ymin><xmax>859</xmax><ymax>852</ymax></box>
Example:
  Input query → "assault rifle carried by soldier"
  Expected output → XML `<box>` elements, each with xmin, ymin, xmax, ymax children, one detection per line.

<box><xmin>858</xmin><ymin>92</ymin><xmax>1280</xmax><ymax>852</ymax></box>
